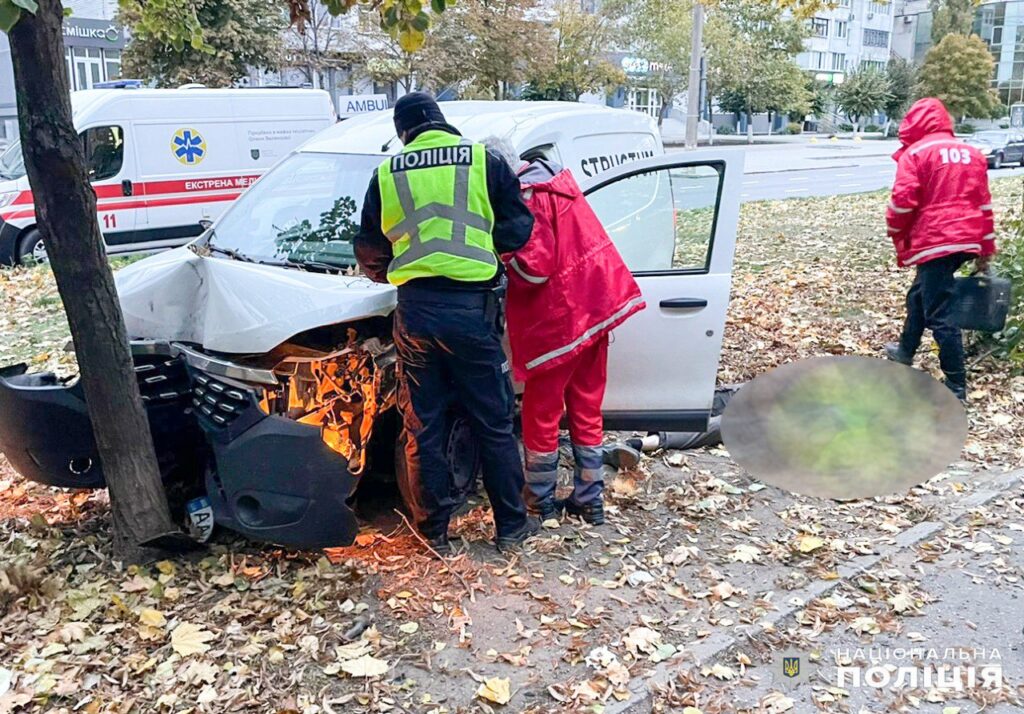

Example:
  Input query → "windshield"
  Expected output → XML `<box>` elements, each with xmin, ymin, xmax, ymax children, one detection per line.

<box><xmin>0</xmin><ymin>140</ymin><xmax>25</xmax><ymax>180</ymax></box>
<box><xmin>972</xmin><ymin>131</ymin><xmax>1009</xmax><ymax>143</ymax></box>
<box><xmin>209</xmin><ymin>152</ymin><xmax>382</xmax><ymax>268</ymax></box>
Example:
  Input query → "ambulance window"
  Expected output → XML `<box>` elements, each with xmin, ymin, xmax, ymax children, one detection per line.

<box><xmin>521</xmin><ymin>144</ymin><xmax>559</xmax><ymax>164</ymax></box>
<box><xmin>587</xmin><ymin>163</ymin><xmax>722</xmax><ymax>274</ymax></box>
<box><xmin>82</xmin><ymin>125</ymin><xmax>124</xmax><ymax>181</ymax></box>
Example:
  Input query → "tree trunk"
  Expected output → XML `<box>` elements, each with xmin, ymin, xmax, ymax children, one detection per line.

<box><xmin>8</xmin><ymin>0</ymin><xmax>180</xmax><ymax>561</ymax></box>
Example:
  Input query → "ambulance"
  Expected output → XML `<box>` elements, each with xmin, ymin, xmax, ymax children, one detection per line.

<box><xmin>0</xmin><ymin>85</ymin><xmax>336</xmax><ymax>265</ymax></box>
<box><xmin>0</xmin><ymin>100</ymin><xmax>743</xmax><ymax>549</ymax></box>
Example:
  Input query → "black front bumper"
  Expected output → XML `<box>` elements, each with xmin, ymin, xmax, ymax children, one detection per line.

<box><xmin>0</xmin><ymin>346</ymin><xmax>361</xmax><ymax>549</ymax></box>
<box><xmin>186</xmin><ymin>366</ymin><xmax>360</xmax><ymax>549</ymax></box>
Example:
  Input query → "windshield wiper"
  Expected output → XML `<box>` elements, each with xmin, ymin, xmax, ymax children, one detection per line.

<box><xmin>206</xmin><ymin>243</ymin><xmax>257</xmax><ymax>263</ymax></box>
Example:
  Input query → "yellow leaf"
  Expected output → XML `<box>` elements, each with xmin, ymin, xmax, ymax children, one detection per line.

<box><xmin>398</xmin><ymin>622</ymin><xmax>419</xmax><ymax>634</ymax></box>
<box><xmin>683</xmin><ymin>708</ymin><xmax>704</xmax><ymax>714</ymax></box>
<box><xmin>476</xmin><ymin>677</ymin><xmax>512</xmax><ymax>705</ymax></box>
<box><xmin>170</xmin><ymin>622</ymin><xmax>216</xmax><ymax>657</ymax></box>
<box><xmin>796</xmin><ymin>534</ymin><xmax>825</xmax><ymax>553</ymax></box>
<box><xmin>340</xmin><ymin>655</ymin><xmax>390</xmax><ymax>678</ymax></box>
<box><xmin>156</xmin><ymin>560</ymin><xmax>176</xmax><ymax>576</ymax></box>
<box><xmin>396</xmin><ymin>590</ymin><xmax>414</xmax><ymax>599</ymax></box>
<box><xmin>139</xmin><ymin>608</ymin><xmax>166</xmax><ymax>628</ymax></box>
<box><xmin>398</xmin><ymin>28</ymin><xmax>425</xmax><ymax>52</ymax></box>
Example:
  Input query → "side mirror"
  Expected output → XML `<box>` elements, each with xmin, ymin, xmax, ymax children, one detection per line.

<box><xmin>199</xmin><ymin>219</ymin><xmax>213</xmax><ymax>230</ymax></box>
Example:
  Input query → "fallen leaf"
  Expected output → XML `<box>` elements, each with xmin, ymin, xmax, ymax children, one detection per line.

<box><xmin>138</xmin><ymin>609</ymin><xmax>166</xmax><ymax>628</ymax></box>
<box><xmin>476</xmin><ymin>676</ymin><xmax>512</xmax><ymax>705</ymax></box>
<box><xmin>796</xmin><ymin>534</ymin><xmax>826</xmax><ymax>553</ymax></box>
<box><xmin>730</xmin><ymin>544</ymin><xmax>762</xmax><ymax>563</ymax></box>
<box><xmin>170</xmin><ymin>622</ymin><xmax>216</xmax><ymax>657</ymax></box>
<box><xmin>340</xmin><ymin>655</ymin><xmax>389</xmax><ymax>678</ymax></box>
<box><xmin>398</xmin><ymin>622</ymin><xmax>419</xmax><ymax>634</ymax></box>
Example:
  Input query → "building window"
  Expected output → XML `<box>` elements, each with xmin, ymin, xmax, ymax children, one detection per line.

<box><xmin>627</xmin><ymin>87</ymin><xmax>661</xmax><ymax>118</ymax></box>
<box><xmin>838</xmin><ymin>0</ymin><xmax>850</xmax><ymax>6</ymax></box>
<box><xmin>63</xmin><ymin>46</ymin><xmax>123</xmax><ymax>91</ymax></box>
<box><xmin>869</xmin><ymin>1</ymin><xmax>891</xmax><ymax>14</ymax></box>
<box><xmin>103</xmin><ymin>50</ymin><xmax>121</xmax><ymax>83</ymax></box>
<box><xmin>809</xmin><ymin>51</ymin><xmax>827</xmax><ymax>70</ymax></box>
<box><xmin>831</xmin><ymin>53</ymin><xmax>846</xmax><ymax>70</ymax></box>
<box><xmin>863</xmin><ymin>28</ymin><xmax>890</xmax><ymax>47</ymax></box>
<box><xmin>860</xmin><ymin>59</ymin><xmax>887</xmax><ymax>72</ymax></box>
<box><xmin>835</xmin><ymin>20</ymin><xmax>848</xmax><ymax>39</ymax></box>
<box><xmin>810</xmin><ymin>17</ymin><xmax>829</xmax><ymax>37</ymax></box>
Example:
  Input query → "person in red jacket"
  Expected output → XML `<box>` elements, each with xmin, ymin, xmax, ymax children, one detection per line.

<box><xmin>884</xmin><ymin>97</ymin><xmax>996</xmax><ymax>400</ymax></box>
<box><xmin>484</xmin><ymin>137</ymin><xmax>645</xmax><ymax>525</ymax></box>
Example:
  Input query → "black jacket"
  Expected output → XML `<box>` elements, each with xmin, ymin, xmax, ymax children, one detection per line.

<box><xmin>354</xmin><ymin>124</ymin><xmax>534</xmax><ymax>289</ymax></box>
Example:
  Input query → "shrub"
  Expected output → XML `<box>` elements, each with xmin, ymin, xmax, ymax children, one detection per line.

<box><xmin>782</xmin><ymin>122</ymin><xmax>803</xmax><ymax>135</ymax></box>
<box><xmin>716</xmin><ymin>125</ymin><xmax>736</xmax><ymax>135</ymax></box>
<box><xmin>955</xmin><ymin>123</ymin><xmax>976</xmax><ymax>134</ymax></box>
<box><xmin>984</xmin><ymin>206</ymin><xmax>1024</xmax><ymax>366</ymax></box>
<box><xmin>865</xmin><ymin>123</ymin><xmax>881</xmax><ymax>132</ymax></box>
<box><xmin>838</xmin><ymin>122</ymin><xmax>854</xmax><ymax>132</ymax></box>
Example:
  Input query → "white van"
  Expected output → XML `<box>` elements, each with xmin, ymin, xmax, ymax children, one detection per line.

<box><xmin>0</xmin><ymin>100</ymin><xmax>743</xmax><ymax>549</ymax></box>
<box><xmin>0</xmin><ymin>86</ymin><xmax>336</xmax><ymax>264</ymax></box>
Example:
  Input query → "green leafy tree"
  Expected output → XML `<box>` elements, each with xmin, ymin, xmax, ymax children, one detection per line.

<box><xmin>604</xmin><ymin>0</ymin><xmax>691</xmax><ymax>124</ymax></box>
<box><xmin>706</xmin><ymin>0</ymin><xmax>809</xmax><ymax>140</ymax></box>
<box><xmin>929</xmin><ymin>0</ymin><xmax>975</xmax><ymax>43</ymax></box>
<box><xmin>835</xmin><ymin>68</ymin><xmax>891</xmax><ymax>130</ymax></box>
<box><xmin>0</xmin><ymin>0</ymin><xmax>452</xmax><ymax>560</ymax></box>
<box><xmin>917</xmin><ymin>33</ymin><xmax>999</xmax><ymax>120</ymax></box>
<box><xmin>884</xmin><ymin>56</ymin><xmax>916</xmax><ymax>123</ymax></box>
<box><xmin>523</xmin><ymin>0</ymin><xmax>625</xmax><ymax>101</ymax></box>
<box><xmin>121</xmin><ymin>0</ymin><xmax>285</xmax><ymax>86</ymax></box>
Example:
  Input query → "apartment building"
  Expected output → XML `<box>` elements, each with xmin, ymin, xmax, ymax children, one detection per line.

<box><xmin>796</xmin><ymin>0</ymin><xmax>896</xmax><ymax>82</ymax></box>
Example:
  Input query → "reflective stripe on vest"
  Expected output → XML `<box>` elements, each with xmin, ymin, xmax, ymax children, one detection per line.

<box><xmin>378</xmin><ymin>133</ymin><xmax>497</xmax><ymax>285</ymax></box>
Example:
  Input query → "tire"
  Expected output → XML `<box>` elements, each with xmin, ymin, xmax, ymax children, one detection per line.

<box><xmin>15</xmin><ymin>229</ymin><xmax>46</xmax><ymax>265</ymax></box>
<box><xmin>394</xmin><ymin>410</ymin><xmax>482</xmax><ymax>517</ymax></box>
<box><xmin>993</xmin><ymin>152</ymin><xmax>1004</xmax><ymax>170</ymax></box>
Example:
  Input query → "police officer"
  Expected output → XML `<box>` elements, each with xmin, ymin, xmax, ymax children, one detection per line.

<box><xmin>354</xmin><ymin>93</ymin><xmax>537</xmax><ymax>556</ymax></box>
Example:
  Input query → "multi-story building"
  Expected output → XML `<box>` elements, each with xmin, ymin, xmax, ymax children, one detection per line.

<box><xmin>1</xmin><ymin>0</ymin><xmax>128</xmax><ymax>141</ymax></box>
<box><xmin>975</xmin><ymin>0</ymin><xmax>1024</xmax><ymax>105</ymax></box>
<box><xmin>796</xmin><ymin>0</ymin><xmax>896</xmax><ymax>83</ymax></box>
<box><xmin>892</xmin><ymin>0</ymin><xmax>932</xmax><ymax>63</ymax></box>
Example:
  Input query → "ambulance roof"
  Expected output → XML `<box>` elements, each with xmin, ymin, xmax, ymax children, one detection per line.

<box><xmin>70</xmin><ymin>87</ymin><xmax>335</xmax><ymax>123</ymax></box>
<box><xmin>300</xmin><ymin>100</ymin><xmax>660</xmax><ymax>157</ymax></box>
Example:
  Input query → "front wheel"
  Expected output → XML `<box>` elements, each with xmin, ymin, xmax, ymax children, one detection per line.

<box><xmin>394</xmin><ymin>410</ymin><xmax>482</xmax><ymax>519</ymax></box>
<box><xmin>992</xmin><ymin>152</ymin><xmax>1004</xmax><ymax>170</ymax></box>
<box><xmin>16</xmin><ymin>229</ymin><xmax>46</xmax><ymax>265</ymax></box>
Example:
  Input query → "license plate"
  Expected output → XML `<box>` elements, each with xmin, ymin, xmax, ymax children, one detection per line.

<box><xmin>185</xmin><ymin>496</ymin><xmax>215</xmax><ymax>543</ymax></box>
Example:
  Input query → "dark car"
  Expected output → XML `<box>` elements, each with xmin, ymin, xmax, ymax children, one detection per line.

<box><xmin>965</xmin><ymin>130</ymin><xmax>1024</xmax><ymax>169</ymax></box>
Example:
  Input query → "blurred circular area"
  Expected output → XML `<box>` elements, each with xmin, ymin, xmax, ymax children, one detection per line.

<box><xmin>721</xmin><ymin>356</ymin><xmax>968</xmax><ymax>500</ymax></box>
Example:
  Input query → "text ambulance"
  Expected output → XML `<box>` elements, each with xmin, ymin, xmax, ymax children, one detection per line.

<box><xmin>0</xmin><ymin>86</ymin><xmax>336</xmax><ymax>264</ymax></box>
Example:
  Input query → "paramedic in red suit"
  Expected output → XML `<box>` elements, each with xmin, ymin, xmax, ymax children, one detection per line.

<box><xmin>485</xmin><ymin>138</ymin><xmax>645</xmax><ymax>525</ymax></box>
<box><xmin>884</xmin><ymin>97</ymin><xmax>997</xmax><ymax>400</ymax></box>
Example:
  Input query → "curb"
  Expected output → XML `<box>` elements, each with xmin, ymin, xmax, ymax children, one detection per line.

<box><xmin>605</xmin><ymin>467</ymin><xmax>1024</xmax><ymax>714</ymax></box>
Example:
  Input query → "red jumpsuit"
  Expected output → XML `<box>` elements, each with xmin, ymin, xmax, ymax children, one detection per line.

<box><xmin>503</xmin><ymin>159</ymin><xmax>644</xmax><ymax>509</ymax></box>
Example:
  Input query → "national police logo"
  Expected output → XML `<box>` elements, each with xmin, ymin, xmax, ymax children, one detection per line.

<box><xmin>774</xmin><ymin>648</ymin><xmax>810</xmax><ymax>690</ymax></box>
<box><xmin>172</xmin><ymin>128</ymin><xmax>206</xmax><ymax>165</ymax></box>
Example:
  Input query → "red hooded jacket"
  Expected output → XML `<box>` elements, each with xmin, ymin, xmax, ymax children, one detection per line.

<box><xmin>886</xmin><ymin>97</ymin><xmax>996</xmax><ymax>267</ymax></box>
<box><xmin>502</xmin><ymin>160</ymin><xmax>645</xmax><ymax>382</ymax></box>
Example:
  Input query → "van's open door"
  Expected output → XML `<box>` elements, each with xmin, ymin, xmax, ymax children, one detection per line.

<box><xmin>581</xmin><ymin>150</ymin><xmax>743</xmax><ymax>432</ymax></box>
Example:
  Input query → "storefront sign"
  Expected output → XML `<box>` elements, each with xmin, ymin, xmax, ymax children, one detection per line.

<box><xmin>620</xmin><ymin>56</ymin><xmax>672</xmax><ymax>75</ymax></box>
<box><xmin>63</xmin><ymin>18</ymin><xmax>127</xmax><ymax>50</ymax></box>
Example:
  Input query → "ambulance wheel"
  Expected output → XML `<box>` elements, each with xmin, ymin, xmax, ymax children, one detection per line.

<box><xmin>16</xmin><ymin>229</ymin><xmax>46</xmax><ymax>265</ymax></box>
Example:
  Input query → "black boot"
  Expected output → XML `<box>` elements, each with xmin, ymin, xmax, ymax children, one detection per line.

<box><xmin>561</xmin><ymin>497</ymin><xmax>605</xmax><ymax>525</ymax></box>
<box><xmin>532</xmin><ymin>499</ymin><xmax>560</xmax><ymax>523</ymax></box>
<box><xmin>884</xmin><ymin>343</ymin><xmax>913</xmax><ymax>365</ymax></box>
<box><xmin>942</xmin><ymin>371</ymin><xmax>967</xmax><ymax>402</ymax></box>
<box><xmin>496</xmin><ymin>517</ymin><xmax>541</xmax><ymax>554</ymax></box>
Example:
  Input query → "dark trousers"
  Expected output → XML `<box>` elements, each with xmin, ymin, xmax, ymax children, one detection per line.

<box><xmin>898</xmin><ymin>252</ymin><xmax>969</xmax><ymax>390</ymax></box>
<box><xmin>393</xmin><ymin>286</ymin><xmax>527</xmax><ymax>540</ymax></box>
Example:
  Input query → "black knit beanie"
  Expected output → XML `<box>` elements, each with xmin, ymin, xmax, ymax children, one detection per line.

<box><xmin>393</xmin><ymin>92</ymin><xmax>447</xmax><ymax>136</ymax></box>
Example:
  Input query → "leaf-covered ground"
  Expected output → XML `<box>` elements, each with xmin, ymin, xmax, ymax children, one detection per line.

<box><xmin>2</xmin><ymin>183</ymin><xmax>1024</xmax><ymax>713</ymax></box>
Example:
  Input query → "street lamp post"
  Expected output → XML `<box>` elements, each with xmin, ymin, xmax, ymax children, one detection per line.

<box><xmin>684</xmin><ymin>1</ymin><xmax>704</xmax><ymax>150</ymax></box>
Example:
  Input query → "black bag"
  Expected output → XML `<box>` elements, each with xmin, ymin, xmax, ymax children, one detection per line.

<box><xmin>951</xmin><ymin>274</ymin><xmax>1012</xmax><ymax>332</ymax></box>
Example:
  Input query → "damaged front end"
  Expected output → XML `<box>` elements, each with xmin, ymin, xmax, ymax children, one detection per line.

<box><xmin>182</xmin><ymin>319</ymin><xmax>397</xmax><ymax>548</ymax></box>
<box><xmin>0</xmin><ymin>319</ymin><xmax>398</xmax><ymax>549</ymax></box>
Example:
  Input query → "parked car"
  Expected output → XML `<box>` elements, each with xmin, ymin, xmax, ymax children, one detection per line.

<box><xmin>0</xmin><ymin>86</ymin><xmax>336</xmax><ymax>265</ymax></box>
<box><xmin>0</xmin><ymin>101</ymin><xmax>743</xmax><ymax>548</ymax></box>
<box><xmin>964</xmin><ymin>130</ymin><xmax>1024</xmax><ymax>169</ymax></box>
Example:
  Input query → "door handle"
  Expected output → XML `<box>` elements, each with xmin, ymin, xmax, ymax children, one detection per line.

<box><xmin>660</xmin><ymin>297</ymin><xmax>708</xmax><ymax>309</ymax></box>
<box><xmin>121</xmin><ymin>179</ymin><xmax>133</xmax><ymax>196</ymax></box>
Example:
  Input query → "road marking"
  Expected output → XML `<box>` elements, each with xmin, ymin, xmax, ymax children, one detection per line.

<box><xmin>835</xmin><ymin>172</ymin><xmax>856</xmax><ymax>177</ymax></box>
<box><xmin>741</xmin><ymin>193</ymin><xmax>751</xmax><ymax>198</ymax></box>
<box><xmin>742</xmin><ymin>180</ymin><xmax>759</xmax><ymax>185</ymax></box>
<box><xmin>785</xmin><ymin>188</ymin><xmax>809</xmax><ymax>193</ymax></box>
<box><xmin>838</xmin><ymin>183</ymin><xmax>863</xmax><ymax>188</ymax></box>
<box><xmin>787</xmin><ymin>177</ymin><xmax>810</xmax><ymax>182</ymax></box>
<box><xmin>878</xmin><ymin>169</ymin><xmax>894</xmax><ymax>174</ymax></box>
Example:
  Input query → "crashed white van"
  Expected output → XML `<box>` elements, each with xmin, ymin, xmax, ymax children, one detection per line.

<box><xmin>0</xmin><ymin>101</ymin><xmax>743</xmax><ymax>548</ymax></box>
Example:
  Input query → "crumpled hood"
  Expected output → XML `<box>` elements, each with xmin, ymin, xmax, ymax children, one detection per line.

<box><xmin>115</xmin><ymin>248</ymin><xmax>397</xmax><ymax>354</ymax></box>
<box><xmin>518</xmin><ymin>158</ymin><xmax>579</xmax><ymax>198</ymax></box>
<box><xmin>895</xmin><ymin>98</ymin><xmax>954</xmax><ymax>161</ymax></box>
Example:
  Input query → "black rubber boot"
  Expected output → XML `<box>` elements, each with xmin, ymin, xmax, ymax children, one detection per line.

<box><xmin>561</xmin><ymin>497</ymin><xmax>605</xmax><ymax>525</ymax></box>
<box><xmin>884</xmin><ymin>343</ymin><xmax>913</xmax><ymax>365</ymax></box>
<box><xmin>496</xmin><ymin>517</ymin><xmax>540</xmax><ymax>554</ymax></box>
